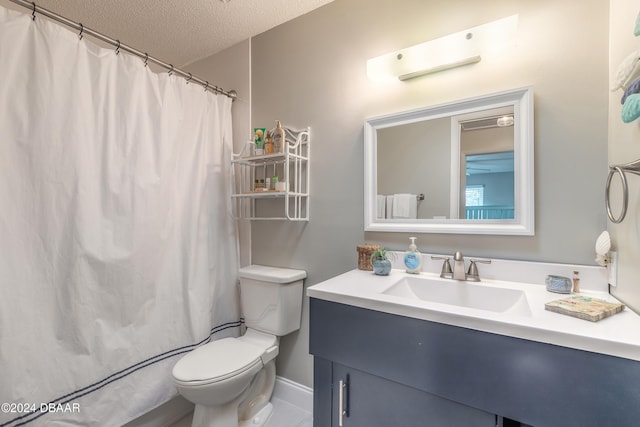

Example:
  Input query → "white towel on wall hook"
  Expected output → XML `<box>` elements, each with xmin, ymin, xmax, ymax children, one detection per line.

<box><xmin>386</xmin><ymin>195</ymin><xmax>394</xmax><ymax>219</ymax></box>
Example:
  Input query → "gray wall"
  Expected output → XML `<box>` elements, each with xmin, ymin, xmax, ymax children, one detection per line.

<box><xmin>250</xmin><ymin>0</ymin><xmax>609</xmax><ymax>387</ymax></box>
<box><xmin>608</xmin><ymin>0</ymin><xmax>640</xmax><ymax>317</ymax></box>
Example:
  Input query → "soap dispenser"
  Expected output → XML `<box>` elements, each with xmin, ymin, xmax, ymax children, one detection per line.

<box><xmin>404</xmin><ymin>237</ymin><xmax>422</xmax><ymax>274</ymax></box>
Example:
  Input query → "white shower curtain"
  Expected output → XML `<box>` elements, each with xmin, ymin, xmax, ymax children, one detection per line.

<box><xmin>0</xmin><ymin>5</ymin><xmax>239</xmax><ymax>426</ymax></box>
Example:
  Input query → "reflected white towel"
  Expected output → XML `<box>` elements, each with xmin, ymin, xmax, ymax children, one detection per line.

<box><xmin>386</xmin><ymin>195</ymin><xmax>394</xmax><ymax>219</ymax></box>
<box><xmin>392</xmin><ymin>194</ymin><xmax>417</xmax><ymax>219</ymax></box>
<box><xmin>376</xmin><ymin>195</ymin><xmax>386</xmax><ymax>219</ymax></box>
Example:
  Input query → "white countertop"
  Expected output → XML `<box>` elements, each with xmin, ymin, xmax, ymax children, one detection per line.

<box><xmin>307</xmin><ymin>268</ymin><xmax>640</xmax><ymax>362</ymax></box>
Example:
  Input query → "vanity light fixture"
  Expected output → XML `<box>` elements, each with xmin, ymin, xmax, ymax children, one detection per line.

<box><xmin>496</xmin><ymin>115</ymin><xmax>514</xmax><ymax>127</ymax></box>
<box><xmin>367</xmin><ymin>15</ymin><xmax>518</xmax><ymax>82</ymax></box>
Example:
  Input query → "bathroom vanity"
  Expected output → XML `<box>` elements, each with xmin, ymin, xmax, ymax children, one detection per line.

<box><xmin>308</xmin><ymin>266</ymin><xmax>640</xmax><ymax>426</ymax></box>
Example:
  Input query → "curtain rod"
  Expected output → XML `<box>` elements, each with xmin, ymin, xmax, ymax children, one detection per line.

<box><xmin>9</xmin><ymin>0</ymin><xmax>237</xmax><ymax>100</ymax></box>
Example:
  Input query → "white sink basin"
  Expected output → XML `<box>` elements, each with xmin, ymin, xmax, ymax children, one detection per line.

<box><xmin>381</xmin><ymin>276</ymin><xmax>532</xmax><ymax>316</ymax></box>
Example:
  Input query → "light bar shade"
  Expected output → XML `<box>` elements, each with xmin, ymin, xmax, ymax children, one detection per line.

<box><xmin>367</xmin><ymin>15</ymin><xmax>518</xmax><ymax>82</ymax></box>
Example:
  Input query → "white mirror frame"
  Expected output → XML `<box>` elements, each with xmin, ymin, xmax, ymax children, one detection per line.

<box><xmin>364</xmin><ymin>86</ymin><xmax>534</xmax><ymax>235</ymax></box>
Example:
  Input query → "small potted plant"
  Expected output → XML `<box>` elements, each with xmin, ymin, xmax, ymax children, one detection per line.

<box><xmin>370</xmin><ymin>247</ymin><xmax>392</xmax><ymax>276</ymax></box>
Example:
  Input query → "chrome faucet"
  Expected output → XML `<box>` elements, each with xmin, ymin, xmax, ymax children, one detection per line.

<box><xmin>432</xmin><ymin>252</ymin><xmax>491</xmax><ymax>281</ymax></box>
<box><xmin>452</xmin><ymin>251</ymin><xmax>466</xmax><ymax>280</ymax></box>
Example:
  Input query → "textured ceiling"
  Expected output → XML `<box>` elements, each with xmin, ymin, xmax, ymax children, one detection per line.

<box><xmin>1</xmin><ymin>0</ymin><xmax>335</xmax><ymax>66</ymax></box>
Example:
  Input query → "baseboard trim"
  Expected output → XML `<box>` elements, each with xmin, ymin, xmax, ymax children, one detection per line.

<box><xmin>126</xmin><ymin>376</ymin><xmax>312</xmax><ymax>426</ymax></box>
<box><xmin>273</xmin><ymin>376</ymin><xmax>313</xmax><ymax>413</ymax></box>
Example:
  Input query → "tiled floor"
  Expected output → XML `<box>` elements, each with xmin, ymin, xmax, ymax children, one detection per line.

<box><xmin>170</xmin><ymin>397</ymin><xmax>312</xmax><ymax>427</ymax></box>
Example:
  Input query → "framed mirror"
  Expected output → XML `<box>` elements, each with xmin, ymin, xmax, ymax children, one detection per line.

<box><xmin>364</xmin><ymin>87</ymin><xmax>534</xmax><ymax>235</ymax></box>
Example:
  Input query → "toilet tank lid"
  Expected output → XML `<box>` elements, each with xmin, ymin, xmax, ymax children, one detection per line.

<box><xmin>239</xmin><ymin>265</ymin><xmax>307</xmax><ymax>283</ymax></box>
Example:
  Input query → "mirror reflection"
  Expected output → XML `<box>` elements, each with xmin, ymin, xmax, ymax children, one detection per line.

<box><xmin>458</xmin><ymin>108</ymin><xmax>515</xmax><ymax>220</ymax></box>
<box><xmin>376</xmin><ymin>107</ymin><xmax>516</xmax><ymax>221</ymax></box>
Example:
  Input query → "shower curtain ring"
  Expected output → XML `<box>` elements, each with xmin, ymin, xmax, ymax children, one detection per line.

<box><xmin>78</xmin><ymin>23</ymin><xmax>84</xmax><ymax>40</ymax></box>
<box><xmin>186</xmin><ymin>73</ymin><xmax>192</xmax><ymax>84</ymax></box>
<box><xmin>204</xmin><ymin>81</ymin><xmax>209</xmax><ymax>92</ymax></box>
<box><xmin>143</xmin><ymin>53</ymin><xmax>149</xmax><ymax>67</ymax></box>
<box><xmin>31</xmin><ymin>2</ymin><xmax>36</xmax><ymax>20</ymax></box>
<box><xmin>115</xmin><ymin>40</ymin><xmax>121</xmax><ymax>55</ymax></box>
<box><xmin>168</xmin><ymin>64</ymin><xmax>174</xmax><ymax>76</ymax></box>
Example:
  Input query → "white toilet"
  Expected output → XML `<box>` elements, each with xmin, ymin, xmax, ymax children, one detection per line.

<box><xmin>172</xmin><ymin>265</ymin><xmax>306</xmax><ymax>427</ymax></box>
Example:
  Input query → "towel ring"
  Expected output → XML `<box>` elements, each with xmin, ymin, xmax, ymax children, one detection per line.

<box><xmin>606</xmin><ymin>158</ymin><xmax>640</xmax><ymax>223</ymax></box>
<box><xmin>606</xmin><ymin>166</ymin><xmax>628</xmax><ymax>223</ymax></box>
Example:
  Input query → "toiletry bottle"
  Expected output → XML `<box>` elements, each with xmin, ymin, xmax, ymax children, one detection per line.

<box><xmin>404</xmin><ymin>237</ymin><xmax>422</xmax><ymax>274</ymax></box>
<box><xmin>572</xmin><ymin>271</ymin><xmax>580</xmax><ymax>293</ymax></box>
<box><xmin>273</xmin><ymin>120</ymin><xmax>286</xmax><ymax>153</ymax></box>
<box><xmin>264</xmin><ymin>131</ymin><xmax>274</xmax><ymax>154</ymax></box>
<box><xmin>254</xmin><ymin>127</ymin><xmax>265</xmax><ymax>156</ymax></box>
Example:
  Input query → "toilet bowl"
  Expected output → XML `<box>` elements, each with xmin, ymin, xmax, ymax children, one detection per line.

<box><xmin>172</xmin><ymin>265</ymin><xmax>306</xmax><ymax>427</ymax></box>
<box><xmin>172</xmin><ymin>329</ymin><xmax>279</xmax><ymax>427</ymax></box>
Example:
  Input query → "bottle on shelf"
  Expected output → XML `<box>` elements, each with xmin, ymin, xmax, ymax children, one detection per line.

<box><xmin>254</xmin><ymin>127</ymin><xmax>265</xmax><ymax>156</ymax></box>
<box><xmin>265</xmin><ymin>131</ymin><xmax>274</xmax><ymax>154</ymax></box>
<box><xmin>273</xmin><ymin>120</ymin><xmax>286</xmax><ymax>153</ymax></box>
<box><xmin>254</xmin><ymin>179</ymin><xmax>266</xmax><ymax>192</ymax></box>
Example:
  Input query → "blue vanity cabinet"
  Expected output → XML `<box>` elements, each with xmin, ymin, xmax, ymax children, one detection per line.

<box><xmin>320</xmin><ymin>360</ymin><xmax>495</xmax><ymax>426</ymax></box>
<box><xmin>310</xmin><ymin>298</ymin><xmax>495</xmax><ymax>426</ymax></box>
<box><xmin>309</xmin><ymin>298</ymin><xmax>640</xmax><ymax>427</ymax></box>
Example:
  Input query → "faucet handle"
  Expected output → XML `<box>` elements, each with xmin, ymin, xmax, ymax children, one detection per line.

<box><xmin>466</xmin><ymin>258</ymin><xmax>491</xmax><ymax>282</ymax></box>
<box><xmin>431</xmin><ymin>256</ymin><xmax>453</xmax><ymax>279</ymax></box>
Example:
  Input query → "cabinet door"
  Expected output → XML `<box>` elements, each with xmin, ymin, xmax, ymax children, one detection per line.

<box><xmin>331</xmin><ymin>363</ymin><xmax>495</xmax><ymax>427</ymax></box>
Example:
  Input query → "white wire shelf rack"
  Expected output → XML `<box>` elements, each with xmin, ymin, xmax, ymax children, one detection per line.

<box><xmin>231</xmin><ymin>127</ymin><xmax>310</xmax><ymax>221</ymax></box>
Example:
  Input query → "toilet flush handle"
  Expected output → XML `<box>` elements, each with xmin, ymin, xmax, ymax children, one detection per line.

<box><xmin>261</xmin><ymin>345</ymin><xmax>279</xmax><ymax>364</ymax></box>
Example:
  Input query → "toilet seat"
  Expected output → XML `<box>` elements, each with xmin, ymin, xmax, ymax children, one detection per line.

<box><xmin>172</xmin><ymin>338</ymin><xmax>265</xmax><ymax>386</ymax></box>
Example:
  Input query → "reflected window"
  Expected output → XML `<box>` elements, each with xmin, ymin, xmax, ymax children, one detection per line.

<box><xmin>465</xmin><ymin>185</ymin><xmax>484</xmax><ymax>207</ymax></box>
<box><xmin>464</xmin><ymin>152</ymin><xmax>514</xmax><ymax>220</ymax></box>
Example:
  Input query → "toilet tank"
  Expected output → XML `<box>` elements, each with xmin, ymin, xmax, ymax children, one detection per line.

<box><xmin>238</xmin><ymin>265</ymin><xmax>307</xmax><ymax>336</ymax></box>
